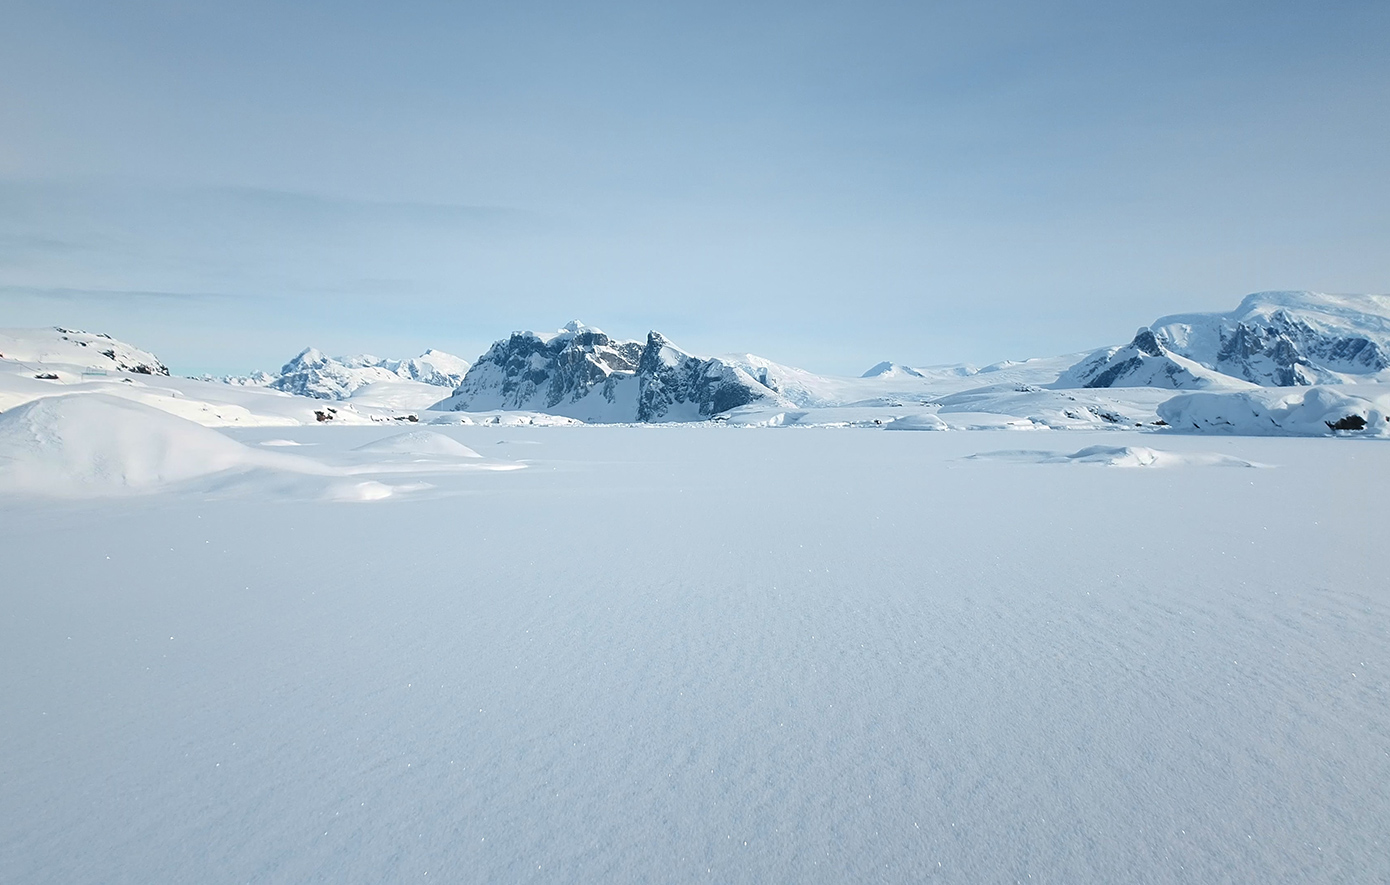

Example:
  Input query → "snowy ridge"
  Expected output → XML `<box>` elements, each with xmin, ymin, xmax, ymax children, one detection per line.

<box><xmin>1055</xmin><ymin>328</ymin><xmax>1254</xmax><ymax>390</ymax></box>
<box><xmin>261</xmin><ymin>347</ymin><xmax>471</xmax><ymax>400</ymax></box>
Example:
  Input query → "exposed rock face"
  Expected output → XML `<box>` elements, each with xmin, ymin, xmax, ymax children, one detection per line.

<box><xmin>1200</xmin><ymin>309</ymin><xmax>1388</xmax><ymax>385</ymax></box>
<box><xmin>635</xmin><ymin>332</ymin><xmax>770</xmax><ymax>422</ymax></box>
<box><xmin>443</xmin><ymin>322</ymin><xmax>787</xmax><ymax>422</ymax></box>
<box><xmin>1060</xmin><ymin>292</ymin><xmax>1390</xmax><ymax>389</ymax></box>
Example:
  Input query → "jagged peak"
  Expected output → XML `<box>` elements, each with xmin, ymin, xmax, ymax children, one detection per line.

<box><xmin>1131</xmin><ymin>328</ymin><xmax>1165</xmax><ymax>357</ymax></box>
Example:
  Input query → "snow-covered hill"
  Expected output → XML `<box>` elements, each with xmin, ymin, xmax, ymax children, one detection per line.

<box><xmin>441</xmin><ymin>322</ymin><xmax>792</xmax><ymax>422</ymax></box>
<box><xmin>1061</xmin><ymin>291</ymin><xmax>1390</xmax><ymax>389</ymax></box>
<box><xmin>0</xmin><ymin>326</ymin><xmax>169</xmax><ymax>376</ymax></box>
<box><xmin>862</xmin><ymin>361</ymin><xmax>928</xmax><ymax>379</ymax></box>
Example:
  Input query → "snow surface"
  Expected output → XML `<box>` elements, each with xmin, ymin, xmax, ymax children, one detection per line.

<box><xmin>1</xmin><ymin>424</ymin><xmax>1387</xmax><ymax>883</ymax></box>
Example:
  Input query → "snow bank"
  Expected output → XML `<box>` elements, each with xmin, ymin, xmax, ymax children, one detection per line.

<box><xmin>884</xmin><ymin>413</ymin><xmax>948</xmax><ymax>431</ymax></box>
<box><xmin>968</xmin><ymin>445</ymin><xmax>1263</xmax><ymax>468</ymax></box>
<box><xmin>1157</xmin><ymin>386</ymin><xmax>1390</xmax><ymax>436</ymax></box>
<box><xmin>0</xmin><ymin>394</ymin><xmax>315</xmax><ymax>495</ymax></box>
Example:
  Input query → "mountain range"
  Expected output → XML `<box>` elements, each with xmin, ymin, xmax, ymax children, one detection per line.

<box><xmin>5</xmin><ymin>290</ymin><xmax>1388</xmax><ymax>432</ymax></box>
<box><xmin>217</xmin><ymin>348</ymin><xmax>471</xmax><ymax>400</ymax></box>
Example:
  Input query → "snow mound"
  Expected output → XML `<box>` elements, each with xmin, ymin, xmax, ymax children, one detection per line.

<box><xmin>969</xmin><ymin>445</ymin><xmax>1263</xmax><ymax>468</ymax></box>
<box><xmin>353</xmin><ymin>431</ymin><xmax>482</xmax><ymax>458</ymax></box>
<box><xmin>884</xmin><ymin>414</ymin><xmax>948</xmax><ymax>431</ymax></box>
<box><xmin>0</xmin><ymin>395</ymin><xmax>309</xmax><ymax>495</ymax></box>
<box><xmin>1157</xmin><ymin>386</ymin><xmax>1390</xmax><ymax>436</ymax></box>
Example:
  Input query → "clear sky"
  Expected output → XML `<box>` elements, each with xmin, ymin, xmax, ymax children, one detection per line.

<box><xmin>2</xmin><ymin>0</ymin><xmax>1387</xmax><ymax>375</ymax></box>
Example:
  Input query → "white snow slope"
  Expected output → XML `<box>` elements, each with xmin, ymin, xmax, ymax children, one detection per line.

<box><xmin>1</xmin><ymin>425</ymin><xmax>1386</xmax><ymax>884</ymax></box>
<box><xmin>0</xmin><ymin>395</ymin><xmax>520</xmax><ymax>498</ymax></box>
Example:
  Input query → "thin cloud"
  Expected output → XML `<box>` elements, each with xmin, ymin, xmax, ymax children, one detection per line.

<box><xmin>0</xmin><ymin>285</ymin><xmax>247</xmax><ymax>303</ymax></box>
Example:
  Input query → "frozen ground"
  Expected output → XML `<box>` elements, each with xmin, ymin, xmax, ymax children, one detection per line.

<box><xmin>1</xmin><ymin>424</ymin><xmax>1387</xmax><ymax>883</ymax></box>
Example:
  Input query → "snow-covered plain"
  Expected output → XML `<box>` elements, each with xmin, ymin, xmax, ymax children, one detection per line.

<box><xmin>2</xmin><ymin>421</ymin><xmax>1387</xmax><ymax>883</ymax></box>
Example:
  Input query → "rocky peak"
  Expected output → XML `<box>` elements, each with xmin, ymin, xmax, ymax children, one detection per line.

<box><xmin>445</xmin><ymin>323</ymin><xmax>788</xmax><ymax>422</ymax></box>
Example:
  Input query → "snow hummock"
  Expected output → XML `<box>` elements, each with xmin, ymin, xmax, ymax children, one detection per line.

<box><xmin>0</xmin><ymin>395</ymin><xmax>524</xmax><ymax>498</ymax></box>
<box><xmin>0</xmin><ymin>395</ymin><xmax>310</xmax><ymax>495</ymax></box>
<box><xmin>353</xmin><ymin>430</ymin><xmax>483</xmax><ymax>458</ymax></box>
<box><xmin>968</xmin><ymin>445</ymin><xmax>1264</xmax><ymax>467</ymax></box>
<box><xmin>884</xmin><ymin>413</ymin><xmax>948</xmax><ymax>431</ymax></box>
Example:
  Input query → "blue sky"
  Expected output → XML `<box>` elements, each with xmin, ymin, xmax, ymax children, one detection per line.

<box><xmin>2</xmin><ymin>0</ymin><xmax>1387</xmax><ymax>375</ymax></box>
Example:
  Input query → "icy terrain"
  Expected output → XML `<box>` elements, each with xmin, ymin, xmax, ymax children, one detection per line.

<box><xmin>1</xmin><ymin>420</ymin><xmax>1387</xmax><ymax>884</ymax></box>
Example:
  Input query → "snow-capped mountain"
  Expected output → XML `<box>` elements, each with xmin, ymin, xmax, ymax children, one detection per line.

<box><xmin>0</xmin><ymin>327</ymin><xmax>169</xmax><ymax>376</ymax></box>
<box><xmin>234</xmin><ymin>347</ymin><xmax>471</xmax><ymax>400</ymax></box>
<box><xmin>440</xmin><ymin>321</ymin><xmax>790</xmax><ymax>422</ymax></box>
<box><xmin>862</xmin><ymin>361</ymin><xmax>928</xmax><ymax>379</ymax></box>
<box><xmin>1060</xmin><ymin>291</ymin><xmax>1390</xmax><ymax>389</ymax></box>
<box><xmin>1151</xmin><ymin>291</ymin><xmax>1390</xmax><ymax>385</ymax></box>
<box><xmin>1055</xmin><ymin>328</ymin><xmax>1252</xmax><ymax>390</ymax></box>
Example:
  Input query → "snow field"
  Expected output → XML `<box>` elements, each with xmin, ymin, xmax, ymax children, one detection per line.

<box><xmin>1</xmin><ymin>426</ymin><xmax>1386</xmax><ymax>883</ymax></box>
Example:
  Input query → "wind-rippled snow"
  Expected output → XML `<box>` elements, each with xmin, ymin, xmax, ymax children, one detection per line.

<box><xmin>1</xmin><ymin>426</ymin><xmax>1386</xmax><ymax>883</ymax></box>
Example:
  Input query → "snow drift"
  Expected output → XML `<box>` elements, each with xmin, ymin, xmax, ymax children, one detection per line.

<box><xmin>968</xmin><ymin>445</ymin><xmax>1263</xmax><ymax>467</ymax></box>
<box><xmin>0</xmin><ymin>394</ymin><xmax>315</xmax><ymax>495</ymax></box>
<box><xmin>1157</xmin><ymin>386</ymin><xmax>1390</xmax><ymax>436</ymax></box>
<box><xmin>353</xmin><ymin>430</ymin><xmax>483</xmax><ymax>458</ymax></box>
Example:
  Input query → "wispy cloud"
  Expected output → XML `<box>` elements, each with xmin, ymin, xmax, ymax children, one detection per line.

<box><xmin>0</xmin><ymin>284</ymin><xmax>246</xmax><ymax>303</ymax></box>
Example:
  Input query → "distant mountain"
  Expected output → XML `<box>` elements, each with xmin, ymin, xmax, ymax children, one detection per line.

<box><xmin>222</xmin><ymin>348</ymin><xmax>471</xmax><ymax>400</ymax></box>
<box><xmin>862</xmin><ymin>361</ymin><xmax>927</xmax><ymax>379</ymax></box>
<box><xmin>0</xmin><ymin>327</ymin><xmax>169</xmax><ymax>376</ymax></box>
<box><xmin>1055</xmin><ymin>329</ymin><xmax>1251</xmax><ymax>390</ymax></box>
<box><xmin>440</xmin><ymin>321</ymin><xmax>790</xmax><ymax>422</ymax></box>
<box><xmin>1059</xmin><ymin>291</ymin><xmax>1390</xmax><ymax>389</ymax></box>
